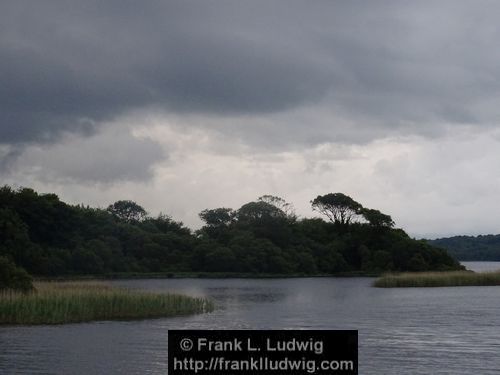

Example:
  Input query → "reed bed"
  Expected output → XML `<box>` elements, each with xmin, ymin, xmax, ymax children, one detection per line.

<box><xmin>374</xmin><ymin>271</ymin><xmax>500</xmax><ymax>288</ymax></box>
<box><xmin>0</xmin><ymin>281</ymin><xmax>213</xmax><ymax>325</ymax></box>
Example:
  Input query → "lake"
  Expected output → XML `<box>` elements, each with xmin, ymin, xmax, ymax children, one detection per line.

<box><xmin>1</xmin><ymin>262</ymin><xmax>500</xmax><ymax>374</ymax></box>
<box><xmin>462</xmin><ymin>261</ymin><xmax>500</xmax><ymax>272</ymax></box>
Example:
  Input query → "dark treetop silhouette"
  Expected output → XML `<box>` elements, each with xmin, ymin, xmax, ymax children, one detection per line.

<box><xmin>0</xmin><ymin>187</ymin><xmax>461</xmax><ymax>289</ymax></box>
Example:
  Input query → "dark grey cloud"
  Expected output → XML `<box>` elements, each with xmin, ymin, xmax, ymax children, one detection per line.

<box><xmin>2</xmin><ymin>0</ymin><xmax>500</xmax><ymax>148</ymax></box>
<box><xmin>0</xmin><ymin>0</ymin><xmax>332</xmax><ymax>146</ymax></box>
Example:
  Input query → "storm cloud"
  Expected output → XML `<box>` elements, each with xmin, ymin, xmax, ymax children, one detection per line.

<box><xmin>2</xmin><ymin>1</ymin><xmax>500</xmax><ymax>236</ymax></box>
<box><xmin>3</xmin><ymin>0</ymin><xmax>500</xmax><ymax>146</ymax></box>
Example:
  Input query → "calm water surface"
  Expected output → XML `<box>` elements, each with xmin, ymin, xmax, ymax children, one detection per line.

<box><xmin>1</xmin><ymin>262</ymin><xmax>500</xmax><ymax>374</ymax></box>
<box><xmin>462</xmin><ymin>261</ymin><xmax>500</xmax><ymax>272</ymax></box>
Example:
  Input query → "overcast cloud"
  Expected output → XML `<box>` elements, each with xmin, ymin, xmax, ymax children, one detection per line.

<box><xmin>2</xmin><ymin>0</ymin><xmax>500</xmax><ymax>237</ymax></box>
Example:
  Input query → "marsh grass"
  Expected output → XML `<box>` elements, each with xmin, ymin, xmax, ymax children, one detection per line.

<box><xmin>0</xmin><ymin>281</ymin><xmax>213</xmax><ymax>325</ymax></box>
<box><xmin>374</xmin><ymin>270</ymin><xmax>500</xmax><ymax>288</ymax></box>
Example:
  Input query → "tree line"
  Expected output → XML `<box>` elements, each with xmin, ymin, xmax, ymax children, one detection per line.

<box><xmin>0</xmin><ymin>186</ymin><xmax>462</xmax><ymax>288</ymax></box>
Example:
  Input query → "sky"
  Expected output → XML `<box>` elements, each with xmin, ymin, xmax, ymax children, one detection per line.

<box><xmin>2</xmin><ymin>0</ymin><xmax>500</xmax><ymax>238</ymax></box>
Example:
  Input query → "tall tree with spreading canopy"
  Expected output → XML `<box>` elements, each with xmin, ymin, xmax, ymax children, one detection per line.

<box><xmin>107</xmin><ymin>200</ymin><xmax>147</xmax><ymax>222</ymax></box>
<box><xmin>199</xmin><ymin>208</ymin><xmax>235</xmax><ymax>227</ymax></box>
<box><xmin>258</xmin><ymin>195</ymin><xmax>296</xmax><ymax>221</ymax></box>
<box><xmin>198</xmin><ymin>207</ymin><xmax>235</xmax><ymax>240</ymax></box>
<box><xmin>237</xmin><ymin>201</ymin><xmax>287</xmax><ymax>222</ymax></box>
<box><xmin>311</xmin><ymin>193</ymin><xmax>363</xmax><ymax>225</ymax></box>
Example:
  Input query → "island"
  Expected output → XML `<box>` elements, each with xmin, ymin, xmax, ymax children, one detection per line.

<box><xmin>1</xmin><ymin>186</ymin><xmax>464</xmax><ymax>323</ymax></box>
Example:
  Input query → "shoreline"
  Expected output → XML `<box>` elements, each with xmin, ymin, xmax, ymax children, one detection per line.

<box><xmin>35</xmin><ymin>271</ymin><xmax>384</xmax><ymax>281</ymax></box>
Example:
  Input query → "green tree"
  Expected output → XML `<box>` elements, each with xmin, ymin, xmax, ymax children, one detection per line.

<box><xmin>361</xmin><ymin>208</ymin><xmax>394</xmax><ymax>228</ymax></box>
<box><xmin>203</xmin><ymin>247</ymin><xmax>239</xmax><ymax>272</ymax></box>
<box><xmin>199</xmin><ymin>208</ymin><xmax>234</xmax><ymax>227</ymax></box>
<box><xmin>236</xmin><ymin>201</ymin><xmax>292</xmax><ymax>247</ymax></box>
<box><xmin>0</xmin><ymin>208</ymin><xmax>37</xmax><ymax>271</ymax></box>
<box><xmin>142</xmin><ymin>213</ymin><xmax>190</xmax><ymax>236</ymax></box>
<box><xmin>258</xmin><ymin>195</ymin><xmax>296</xmax><ymax>221</ymax></box>
<box><xmin>408</xmin><ymin>253</ymin><xmax>428</xmax><ymax>271</ymax></box>
<box><xmin>294</xmin><ymin>251</ymin><xmax>318</xmax><ymax>274</ymax></box>
<box><xmin>372</xmin><ymin>250</ymin><xmax>393</xmax><ymax>271</ymax></box>
<box><xmin>0</xmin><ymin>256</ymin><xmax>34</xmax><ymax>293</ymax></box>
<box><xmin>71</xmin><ymin>246</ymin><xmax>105</xmax><ymax>274</ymax></box>
<box><xmin>107</xmin><ymin>200</ymin><xmax>147</xmax><ymax>222</ymax></box>
<box><xmin>311</xmin><ymin>193</ymin><xmax>363</xmax><ymax>225</ymax></box>
<box><xmin>237</xmin><ymin>201</ymin><xmax>286</xmax><ymax>221</ymax></box>
<box><xmin>198</xmin><ymin>208</ymin><xmax>235</xmax><ymax>241</ymax></box>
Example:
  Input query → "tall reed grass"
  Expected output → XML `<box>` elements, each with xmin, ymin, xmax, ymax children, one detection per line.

<box><xmin>0</xmin><ymin>281</ymin><xmax>213</xmax><ymax>325</ymax></box>
<box><xmin>374</xmin><ymin>271</ymin><xmax>500</xmax><ymax>288</ymax></box>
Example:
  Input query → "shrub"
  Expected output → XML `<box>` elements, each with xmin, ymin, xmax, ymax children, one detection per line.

<box><xmin>0</xmin><ymin>256</ymin><xmax>34</xmax><ymax>293</ymax></box>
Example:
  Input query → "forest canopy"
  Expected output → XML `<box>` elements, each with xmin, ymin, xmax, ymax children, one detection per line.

<box><xmin>428</xmin><ymin>235</ymin><xmax>500</xmax><ymax>261</ymax></box>
<box><xmin>0</xmin><ymin>186</ymin><xmax>462</xmax><ymax>285</ymax></box>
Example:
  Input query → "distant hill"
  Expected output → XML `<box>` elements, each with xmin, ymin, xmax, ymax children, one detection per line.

<box><xmin>428</xmin><ymin>235</ymin><xmax>500</xmax><ymax>261</ymax></box>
